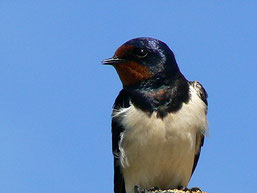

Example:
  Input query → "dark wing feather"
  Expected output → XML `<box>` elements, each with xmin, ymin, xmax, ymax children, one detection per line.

<box><xmin>112</xmin><ymin>89</ymin><xmax>130</xmax><ymax>193</ymax></box>
<box><xmin>189</xmin><ymin>81</ymin><xmax>208</xmax><ymax>177</ymax></box>
<box><xmin>191</xmin><ymin>134</ymin><xmax>205</xmax><ymax>176</ymax></box>
<box><xmin>190</xmin><ymin>81</ymin><xmax>208</xmax><ymax>106</ymax></box>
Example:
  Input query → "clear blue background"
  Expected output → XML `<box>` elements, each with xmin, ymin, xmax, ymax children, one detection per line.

<box><xmin>0</xmin><ymin>1</ymin><xmax>256</xmax><ymax>193</ymax></box>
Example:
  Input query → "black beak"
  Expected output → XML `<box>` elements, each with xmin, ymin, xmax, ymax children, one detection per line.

<box><xmin>102</xmin><ymin>57</ymin><xmax>125</xmax><ymax>65</ymax></box>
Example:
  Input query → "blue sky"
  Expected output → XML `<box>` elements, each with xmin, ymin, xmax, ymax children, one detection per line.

<box><xmin>0</xmin><ymin>1</ymin><xmax>256</xmax><ymax>193</ymax></box>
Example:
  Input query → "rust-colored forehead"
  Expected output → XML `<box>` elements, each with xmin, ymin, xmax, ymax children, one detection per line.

<box><xmin>114</xmin><ymin>45</ymin><xmax>135</xmax><ymax>58</ymax></box>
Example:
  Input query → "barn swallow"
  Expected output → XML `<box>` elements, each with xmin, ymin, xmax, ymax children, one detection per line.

<box><xmin>103</xmin><ymin>37</ymin><xmax>208</xmax><ymax>193</ymax></box>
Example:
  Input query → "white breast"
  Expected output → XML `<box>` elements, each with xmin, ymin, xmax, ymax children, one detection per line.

<box><xmin>113</xmin><ymin>86</ymin><xmax>208</xmax><ymax>193</ymax></box>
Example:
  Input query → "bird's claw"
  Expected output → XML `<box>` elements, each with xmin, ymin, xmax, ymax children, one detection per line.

<box><xmin>134</xmin><ymin>185</ymin><xmax>144</xmax><ymax>193</ymax></box>
<box><xmin>178</xmin><ymin>186</ymin><xmax>202</xmax><ymax>192</ymax></box>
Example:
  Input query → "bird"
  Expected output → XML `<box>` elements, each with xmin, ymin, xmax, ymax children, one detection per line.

<box><xmin>102</xmin><ymin>37</ymin><xmax>208</xmax><ymax>193</ymax></box>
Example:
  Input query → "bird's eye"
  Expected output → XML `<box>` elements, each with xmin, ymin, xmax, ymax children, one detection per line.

<box><xmin>135</xmin><ymin>48</ymin><xmax>148</xmax><ymax>58</ymax></box>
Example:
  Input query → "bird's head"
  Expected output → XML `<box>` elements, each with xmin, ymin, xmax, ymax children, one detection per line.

<box><xmin>103</xmin><ymin>37</ymin><xmax>180</xmax><ymax>87</ymax></box>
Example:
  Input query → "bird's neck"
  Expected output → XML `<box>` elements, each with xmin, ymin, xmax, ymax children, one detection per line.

<box><xmin>123</xmin><ymin>72</ymin><xmax>190</xmax><ymax>118</ymax></box>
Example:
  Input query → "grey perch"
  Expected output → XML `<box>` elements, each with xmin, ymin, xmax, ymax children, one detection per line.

<box><xmin>134</xmin><ymin>186</ymin><xmax>207</xmax><ymax>193</ymax></box>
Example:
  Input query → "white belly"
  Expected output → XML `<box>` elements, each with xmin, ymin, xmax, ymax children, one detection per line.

<box><xmin>113</xmin><ymin>86</ymin><xmax>208</xmax><ymax>193</ymax></box>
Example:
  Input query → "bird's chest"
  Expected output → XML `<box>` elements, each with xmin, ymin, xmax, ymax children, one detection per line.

<box><xmin>118</xmin><ymin>105</ymin><xmax>197</xmax><ymax>169</ymax></box>
<box><xmin>113</xmin><ymin>93</ymin><xmax>207</xmax><ymax>192</ymax></box>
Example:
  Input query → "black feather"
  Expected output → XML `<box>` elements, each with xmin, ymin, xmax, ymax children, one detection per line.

<box><xmin>112</xmin><ymin>90</ymin><xmax>130</xmax><ymax>193</ymax></box>
<box><xmin>189</xmin><ymin>81</ymin><xmax>208</xmax><ymax>177</ymax></box>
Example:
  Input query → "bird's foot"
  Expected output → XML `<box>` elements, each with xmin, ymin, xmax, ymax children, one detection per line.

<box><xmin>134</xmin><ymin>185</ymin><xmax>161</xmax><ymax>193</ymax></box>
<box><xmin>134</xmin><ymin>185</ymin><xmax>144</xmax><ymax>193</ymax></box>
<box><xmin>189</xmin><ymin>187</ymin><xmax>202</xmax><ymax>192</ymax></box>
<box><xmin>178</xmin><ymin>186</ymin><xmax>202</xmax><ymax>192</ymax></box>
<box><xmin>178</xmin><ymin>186</ymin><xmax>187</xmax><ymax>191</ymax></box>
<box><xmin>149</xmin><ymin>187</ymin><xmax>161</xmax><ymax>191</ymax></box>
